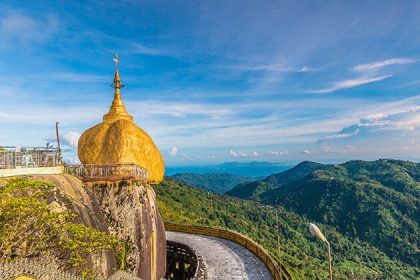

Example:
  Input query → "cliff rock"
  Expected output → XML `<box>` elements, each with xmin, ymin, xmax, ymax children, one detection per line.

<box><xmin>88</xmin><ymin>181</ymin><xmax>166</xmax><ymax>280</ymax></box>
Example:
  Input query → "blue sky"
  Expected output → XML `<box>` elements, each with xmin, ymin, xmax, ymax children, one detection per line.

<box><xmin>0</xmin><ymin>1</ymin><xmax>420</xmax><ymax>166</ymax></box>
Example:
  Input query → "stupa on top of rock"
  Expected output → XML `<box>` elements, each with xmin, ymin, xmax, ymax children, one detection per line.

<box><xmin>78</xmin><ymin>55</ymin><xmax>165</xmax><ymax>184</ymax></box>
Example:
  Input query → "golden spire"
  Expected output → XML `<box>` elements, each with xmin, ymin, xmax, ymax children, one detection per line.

<box><xmin>103</xmin><ymin>54</ymin><xmax>134</xmax><ymax>124</ymax></box>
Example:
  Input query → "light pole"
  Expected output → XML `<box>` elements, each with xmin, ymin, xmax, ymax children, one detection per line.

<box><xmin>275</xmin><ymin>209</ymin><xmax>283</xmax><ymax>280</ymax></box>
<box><xmin>309</xmin><ymin>223</ymin><xmax>332</xmax><ymax>280</ymax></box>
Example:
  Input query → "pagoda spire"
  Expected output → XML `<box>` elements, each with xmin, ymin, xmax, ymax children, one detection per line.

<box><xmin>103</xmin><ymin>54</ymin><xmax>133</xmax><ymax>124</ymax></box>
<box><xmin>112</xmin><ymin>54</ymin><xmax>124</xmax><ymax>90</ymax></box>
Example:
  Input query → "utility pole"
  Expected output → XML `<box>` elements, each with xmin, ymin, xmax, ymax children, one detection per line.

<box><xmin>55</xmin><ymin>121</ymin><xmax>62</xmax><ymax>165</ymax></box>
<box><xmin>56</xmin><ymin>121</ymin><xmax>61</xmax><ymax>151</ymax></box>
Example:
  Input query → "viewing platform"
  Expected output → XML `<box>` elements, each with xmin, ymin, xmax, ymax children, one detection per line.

<box><xmin>65</xmin><ymin>163</ymin><xmax>148</xmax><ymax>183</ymax></box>
<box><xmin>0</xmin><ymin>146</ymin><xmax>63</xmax><ymax>177</ymax></box>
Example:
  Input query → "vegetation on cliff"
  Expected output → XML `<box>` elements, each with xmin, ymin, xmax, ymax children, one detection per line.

<box><xmin>0</xmin><ymin>178</ymin><xmax>118</xmax><ymax>278</ymax></box>
<box><xmin>156</xmin><ymin>177</ymin><xmax>419</xmax><ymax>279</ymax></box>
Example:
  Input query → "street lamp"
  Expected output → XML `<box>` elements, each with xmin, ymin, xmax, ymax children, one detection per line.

<box><xmin>275</xmin><ymin>209</ymin><xmax>283</xmax><ymax>280</ymax></box>
<box><xmin>309</xmin><ymin>223</ymin><xmax>332</xmax><ymax>280</ymax></box>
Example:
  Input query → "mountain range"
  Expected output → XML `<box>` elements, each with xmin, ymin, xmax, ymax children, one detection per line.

<box><xmin>156</xmin><ymin>158</ymin><xmax>420</xmax><ymax>279</ymax></box>
<box><xmin>226</xmin><ymin>159</ymin><xmax>419</xmax><ymax>270</ymax></box>
<box><xmin>159</xmin><ymin>159</ymin><xmax>419</xmax><ymax>278</ymax></box>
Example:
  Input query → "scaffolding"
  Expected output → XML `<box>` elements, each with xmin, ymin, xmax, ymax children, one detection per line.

<box><xmin>0</xmin><ymin>146</ymin><xmax>61</xmax><ymax>169</ymax></box>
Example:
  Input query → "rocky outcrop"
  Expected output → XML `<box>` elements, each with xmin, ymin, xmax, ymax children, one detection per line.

<box><xmin>87</xmin><ymin>181</ymin><xmax>166</xmax><ymax>280</ymax></box>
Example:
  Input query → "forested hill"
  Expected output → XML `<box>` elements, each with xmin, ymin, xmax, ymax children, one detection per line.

<box><xmin>155</xmin><ymin>178</ymin><xmax>419</xmax><ymax>279</ymax></box>
<box><xmin>226</xmin><ymin>161</ymin><xmax>329</xmax><ymax>199</ymax></box>
<box><xmin>168</xmin><ymin>173</ymin><xmax>251</xmax><ymax>194</ymax></box>
<box><xmin>228</xmin><ymin>159</ymin><xmax>420</xmax><ymax>270</ymax></box>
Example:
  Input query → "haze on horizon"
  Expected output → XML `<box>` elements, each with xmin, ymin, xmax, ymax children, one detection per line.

<box><xmin>0</xmin><ymin>1</ymin><xmax>419</xmax><ymax>166</ymax></box>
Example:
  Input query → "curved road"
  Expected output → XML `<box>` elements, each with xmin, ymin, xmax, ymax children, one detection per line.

<box><xmin>166</xmin><ymin>231</ymin><xmax>273</xmax><ymax>280</ymax></box>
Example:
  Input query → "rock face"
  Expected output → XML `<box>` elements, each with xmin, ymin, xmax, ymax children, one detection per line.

<box><xmin>88</xmin><ymin>181</ymin><xmax>166</xmax><ymax>280</ymax></box>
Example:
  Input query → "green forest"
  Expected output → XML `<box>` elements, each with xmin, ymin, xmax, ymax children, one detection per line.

<box><xmin>156</xmin><ymin>159</ymin><xmax>419</xmax><ymax>280</ymax></box>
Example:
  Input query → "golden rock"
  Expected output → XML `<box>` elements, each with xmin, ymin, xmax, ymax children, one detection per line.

<box><xmin>78</xmin><ymin>59</ymin><xmax>165</xmax><ymax>184</ymax></box>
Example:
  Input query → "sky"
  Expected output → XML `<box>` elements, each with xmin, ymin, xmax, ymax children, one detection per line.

<box><xmin>0</xmin><ymin>1</ymin><xmax>420</xmax><ymax>166</ymax></box>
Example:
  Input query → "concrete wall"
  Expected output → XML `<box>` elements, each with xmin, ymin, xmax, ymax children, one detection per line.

<box><xmin>0</xmin><ymin>166</ymin><xmax>64</xmax><ymax>177</ymax></box>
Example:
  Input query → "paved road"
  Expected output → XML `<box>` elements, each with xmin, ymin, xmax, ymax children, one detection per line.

<box><xmin>166</xmin><ymin>231</ymin><xmax>273</xmax><ymax>280</ymax></box>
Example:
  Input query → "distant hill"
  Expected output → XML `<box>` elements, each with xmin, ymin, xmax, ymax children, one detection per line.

<box><xmin>230</xmin><ymin>159</ymin><xmax>419</xmax><ymax>268</ymax></box>
<box><xmin>263</xmin><ymin>161</ymin><xmax>329</xmax><ymax>185</ymax></box>
<box><xmin>168</xmin><ymin>173</ymin><xmax>251</xmax><ymax>194</ymax></box>
<box><xmin>156</xmin><ymin>178</ymin><xmax>419</xmax><ymax>279</ymax></box>
<box><xmin>166</xmin><ymin>161</ymin><xmax>291</xmax><ymax>178</ymax></box>
<box><xmin>225</xmin><ymin>180</ymin><xmax>273</xmax><ymax>199</ymax></box>
<box><xmin>226</xmin><ymin>161</ymin><xmax>328</xmax><ymax>199</ymax></box>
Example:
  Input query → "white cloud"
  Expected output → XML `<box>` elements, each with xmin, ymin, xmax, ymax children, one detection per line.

<box><xmin>52</xmin><ymin>72</ymin><xmax>108</xmax><ymax>83</ymax></box>
<box><xmin>318</xmin><ymin>106</ymin><xmax>420</xmax><ymax>144</ymax></box>
<box><xmin>169</xmin><ymin>147</ymin><xmax>178</xmax><ymax>156</ymax></box>
<box><xmin>0</xmin><ymin>10</ymin><xmax>59</xmax><ymax>46</ymax></box>
<box><xmin>305</xmin><ymin>58</ymin><xmax>413</xmax><ymax>94</ymax></box>
<box><xmin>229</xmin><ymin>149</ymin><xmax>250</xmax><ymax>157</ymax></box>
<box><xmin>302</xmin><ymin>150</ymin><xmax>311</xmax><ymax>154</ymax></box>
<box><xmin>179</xmin><ymin>153</ymin><xmax>191</xmax><ymax>159</ymax></box>
<box><xmin>352</xmin><ymin>58</ymin><xmax>416</xmax><ymax>72</ymax></box>
<box><xmin>62</xmin><ymin>131</ymin><xmax>80</xmax><ymax>148</ymax></box>
<box><xmin>236</xmin><ymin>64</ymin><xmax>316</xmax><ymax>73</ymax></box>
<box><xmin>229</xmin><ymin>149</ymin><xmax>239</xmax><ymax>157</ymax></box>
<box><xmin>268</xmin><ymin>150</ymin><xmax>288</xmax><ymax>155</ymax></box>
<box><xmin>321</xmin><ymin>144</ymin><xmax>337</xmax><ymax>153</ymax></box>
<box><xmin>128</xmin><ymin>42</ymin><xmax>166</xmax><ymax>56</ymax></box>
<box><xmin>306</xmin><ymin>75</ymin><xmax>392</xmax><ymax>94</ymax></box>
<box><xmin>129</xmin><ymin>101</ymin><xmax>231</xmax><ymax>119</ymax></box>
<box><xmin>0</xmin><ymin>105</ymin><xmax>104</xmax><ymax>125</ymax></box>
<box><xmin>320</xmin><ymin>128</ymin><xmax>360</xmax><ymax>141</ymax></box>
<box><xmin>238</xmin><ymin>151</ymin><xmax>248</xmax><ymax>157</ymax></box>
<box><xmin>300</xmin><ymin>66</ymin><xmax>314</xmax><ymax>72</ymax></box>
<box><xmin>357</xmin><ymin>107</ymin><xmax>420</xmax><ymax>131</ymax></box>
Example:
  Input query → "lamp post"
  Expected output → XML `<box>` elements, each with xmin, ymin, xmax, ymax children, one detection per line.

<box><xmin>309</xmin><ymin>223</ymin><xmax>332</xmax><ymax>280</ymax></box>
<box><xmin>275</xmin><ymin>209</ymin><xmax>283</xmax><ymax>280</ymax></box>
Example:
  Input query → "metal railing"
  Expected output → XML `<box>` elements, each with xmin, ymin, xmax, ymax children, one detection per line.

<box><xmin>0</xmin><ymin>146</ymin><xmax>61</xmax><ymax>169</ymax></box>
<box><xmin>65</xmin><ymin>163</ymin><xmax>148</xmax><ymax>182</ymax></box>
<box><xmin>164</xmin><ymin>223</ymin><xmax>292</xmax><ymax>280</ymax></box>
